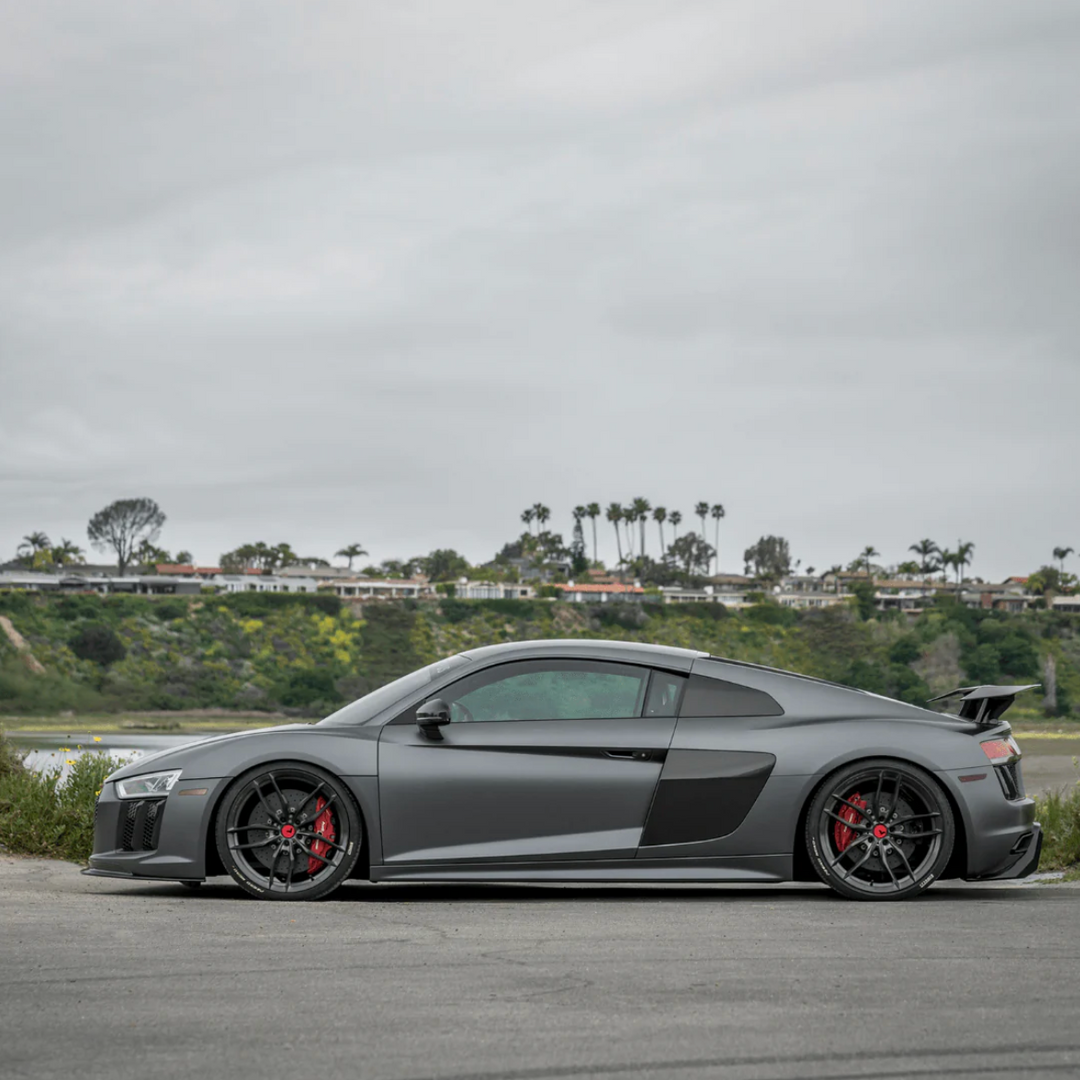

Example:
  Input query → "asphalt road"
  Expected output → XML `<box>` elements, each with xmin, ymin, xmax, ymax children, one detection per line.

<box><xmin>1</xmin><ymin>859</ymin><xmax>1078</xmax><ymax>1080</ymax></box>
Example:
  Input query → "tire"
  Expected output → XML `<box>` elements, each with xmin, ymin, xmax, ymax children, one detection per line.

<box><xmin>806</xmin><ymin>758</ymin><xmax>954</xmax><ymax>901</ymax></box>
<box><xmin>215</xmin><ymin>762</ymin><xmax>362</xmax><ymax>901</ymax></box>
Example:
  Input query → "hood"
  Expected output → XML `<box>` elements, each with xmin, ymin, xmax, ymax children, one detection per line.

<box><xmin>105</xmin><ymin>723</ymin><xmax>313</xmax><ymax>781</ymax></box>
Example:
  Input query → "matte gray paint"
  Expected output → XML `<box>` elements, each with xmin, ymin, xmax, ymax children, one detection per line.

<box><xmin>87</xmin><ymin>639</ymin><xmax>1039</xmax><ymax>887</ymax></box>
<box><xmin>377</xmin><ymin>716</ymin><xmax>676</xmax><ymax>862</ymax></box>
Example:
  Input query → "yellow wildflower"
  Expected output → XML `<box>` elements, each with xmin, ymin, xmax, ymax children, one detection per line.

<box><xmin>66</xmin><ymin>759</ymin><xmax>76</xmax><ymax>765</ymax></box>
<box><xmin>93</xmin><ymin>737</ymin><xmax>102</xmax><ymax>743</ymax></box>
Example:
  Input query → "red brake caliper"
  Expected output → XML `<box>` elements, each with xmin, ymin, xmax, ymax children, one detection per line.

<box><xmin>834</xmin><ymin>792</ymin><xmax>866</xmax><ymax>853</ymax></box>
<box><xmin>308</xmin><ymin>797</ymin><xmax>335</xmax><ymax>875</ymax></box>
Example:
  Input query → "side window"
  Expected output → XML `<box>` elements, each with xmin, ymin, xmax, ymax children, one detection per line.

<box><xmin>442</xmin><ymin>660</ymin><xmax>650</xmax><ymax>722</ymax></box>
<box><xmin>643</xmin><ymin>672</ymin><xmax>687</xmax><ymax>717</ymax></box>
<box><xmin>678</xmin><ymin>674</ymin><xmax>783</xmax><ymax>718</ymax></box>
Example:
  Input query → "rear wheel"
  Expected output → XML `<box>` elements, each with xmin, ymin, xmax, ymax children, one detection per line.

<box><xmin>215</xmin><ymin>763</ymin><xmax>362</xmax><ymax>901</ymax></box>
<box><xmin>806</xmin><ymin>759</ymin><xmax>954</xmax><ymax>901</ymax></box>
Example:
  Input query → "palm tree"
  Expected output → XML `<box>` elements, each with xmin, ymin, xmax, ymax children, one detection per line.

<box><xmin>586</xmin><ymin>503</ymin><xmax>601</xmax><ymax>564</ymax></box>
<box><xmin>653</xmin><ymin>506</ymin><xmax>667</xmax><ymax>555</ymax></box>
<box><xmin>621</xmin><ymin>504</ymin><xmax>635</xmax><ymax>561</ymax></box>
<box><xmin>17</xmin><ymin>531</ymin><xmax>51</xmax><ymax>558</ymax></box>
<box><xmin>533</xmin><ymin>503</ymin><xmax>551</xmax><ymax>531</ymax></box>
<box><xmin>710</xmin><ymin>504</ymin><xmax>725</xmax><ymax>575</ymax></box>
<box><xmin>1053</xmin><ymin>546</ymin><xmax>1074</xmax><ymax>574</ymax></box>
<box><xmin>695</xmin><ymin>502</ymin><xmax>709</xmax><ymax>540</ymax></box>
<box><xmin>631</xmin><ymin>498</ymin><xmax>651</xmax><ymax>559</ymax></box>
<box><xmin>669</xmin><ymin>510</ymin><xmax>682</xmax><ymax>546</ymax></box>
<box><xmin>939</xmin><ymin>549</ymin><xmax>957</xmax><ymax>586</ymax></box>
<box><xmin>859</xmin><ymin>545</ymin><xmax>880</xmax><ymax>578</ymax></box>
<box><xmin>335</xmin><ymin>543</ymin><xmax>367</xmax><ymax>570</ymax></box>
<box><xmin>53</xmin><ymin>538</ymin><xmax>85</xmax><ymax>566</ymax></box>
<box><xmin>908</xmin><ymin>539</ymin><xmax>940</xmax><ymax>576</ymax></box>
<box><xmin>955</xmin><ymin>540</ymin><xmax>975</xmax><ymax>586</ymax></box>
<box><xmin>521</xmin><ymin>507</ymin><xmax>535</xmax><ymax>534</ymax></box>
<box><xmin>605</xmin><ymin>503</ymin><xmax>624</xmax><ymax>570</ymax></box>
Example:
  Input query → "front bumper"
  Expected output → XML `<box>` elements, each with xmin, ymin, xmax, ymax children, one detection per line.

<box><xmin>86</xmin><ymin>777</ymin><xmax>224</xmax><ymax>881</ymax></box>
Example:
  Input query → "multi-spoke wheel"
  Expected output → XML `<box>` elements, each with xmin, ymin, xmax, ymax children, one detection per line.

<box><xmin>806</xmin><ymin>759</ymin><xmax>954</xmax><ymax>901</ymax></box>
<box><xmin>215</xmin><ymin>763</ymin><xmax>362</xmax><ymax>901</ymax></box>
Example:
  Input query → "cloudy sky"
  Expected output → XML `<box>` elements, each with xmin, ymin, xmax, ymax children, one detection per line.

<box><xmin>2</xmin><ymin>1</ymin><xmax>1078</xmax><ymax>579</ymax></box>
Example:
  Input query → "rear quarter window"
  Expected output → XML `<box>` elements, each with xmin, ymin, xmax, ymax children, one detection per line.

<box><xmin>678</xmin><ymin>674</ymin><xmax>784</xmax><ymax>718</ymax></box>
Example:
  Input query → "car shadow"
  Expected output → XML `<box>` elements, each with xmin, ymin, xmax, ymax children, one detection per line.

<box><xmin>97</xmin><ymin>878</ymin><xmax>1046</xmax><ymax>904</ymax></box>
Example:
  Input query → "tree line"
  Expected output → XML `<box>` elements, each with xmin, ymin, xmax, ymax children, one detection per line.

<box><xmin>7</xmin><ymin>496</ymin><xmax>1078</xmax><ymax>597</ymax></box>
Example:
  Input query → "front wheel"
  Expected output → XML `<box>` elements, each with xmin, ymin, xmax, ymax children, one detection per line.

<box><xmin>215</xmin><ymin>763</ymin><xmax>362</xmax><ymax>901</ymax></box>
<box><xmin>806</xmin><ymin>759</ymin><xmax>954</xmax><ymax>901</ymax></box>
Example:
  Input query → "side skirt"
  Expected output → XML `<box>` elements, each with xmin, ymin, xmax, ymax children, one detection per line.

<box><xmin>370</xmin><ymin>853</ymin><xmax>791</xmax><ymax>883</ymax></box>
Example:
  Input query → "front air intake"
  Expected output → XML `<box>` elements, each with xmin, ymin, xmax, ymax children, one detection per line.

<box><xmin>118</xmin><ymin>799</ymin><xmax>165</xmax><ymax>852</ymax></box>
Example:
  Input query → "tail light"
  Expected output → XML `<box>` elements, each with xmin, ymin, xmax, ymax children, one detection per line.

<box><xmin>980</xmin><ymin>736</ymin><xmax>1020</xmax><ymax>766</ymax></box>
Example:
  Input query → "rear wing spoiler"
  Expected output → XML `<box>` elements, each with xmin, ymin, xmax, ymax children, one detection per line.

<box><xmin>927</xmin><ymin>684</ymin><xmax>1040</xmax><ymax>724</ymax></box>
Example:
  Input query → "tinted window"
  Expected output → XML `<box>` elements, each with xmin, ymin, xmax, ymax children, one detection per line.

<box><xmin>678</xmin><ymin>674</ymin><xmax>783</xmax><ymax>717</ymax></box>
<box><xmin>439</xmin><ymin>660</ymin><xmax>650</xmax><ymax>722</ymax></box>
<box><xmin>644</xmin><ymin>672</ymin><xmax>687</xmax><ymax>717</ymax></box>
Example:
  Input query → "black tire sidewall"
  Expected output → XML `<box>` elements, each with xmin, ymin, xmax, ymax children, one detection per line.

<box><xmin>215</xmin><ymin>762</ymin><xmax>362</xmax><ymax>901</ymax></box>
<box><xmin>806</xmin><ymin>758</ymin><xmax>955</xmax><ymax>901</ymax></box>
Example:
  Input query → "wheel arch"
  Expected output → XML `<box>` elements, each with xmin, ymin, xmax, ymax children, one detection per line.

<box><xmin>790</xmin><ymin>753</ymin><xmax>964</xmax><ymax>883</ymax></box>
<box><xmin>203</xmin><ymin>758</ymin><xmax>372</xmax><ymax>882</ymax></box>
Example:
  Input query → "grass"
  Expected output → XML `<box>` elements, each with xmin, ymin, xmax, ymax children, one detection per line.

<box><xmin>0</xmin><ymin>733</ymin><xmax>120</xmax><ymax>863</ymax></box>
<box><xmin>1035</xmin><ymin>784</ymin><xmax>1080</xmax><ymax>872</ymax></box>
<box><xmin>0</xmin><ymin>711</ymin><xmax>296</xmax><ymax>735</ymax></box>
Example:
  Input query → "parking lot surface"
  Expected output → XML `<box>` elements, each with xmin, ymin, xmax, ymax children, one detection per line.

<box><xmin>1</xmin><ymin>858</ymin><xmax>1078</xmax><ymax>1080</ymax></box>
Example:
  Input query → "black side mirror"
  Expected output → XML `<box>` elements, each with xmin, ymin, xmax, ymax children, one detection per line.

<box><xmin>416</xmin><ymin>697</ymin><xmax>451</xmax><ymax>740</ymax></box>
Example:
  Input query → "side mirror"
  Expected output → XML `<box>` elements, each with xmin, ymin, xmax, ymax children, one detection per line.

<box><xmin>416</xmin><ymin>697</ymin><xmax>451</xmax><ymax>741</ymax></box>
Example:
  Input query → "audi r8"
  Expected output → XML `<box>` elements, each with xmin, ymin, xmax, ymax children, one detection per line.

<box><xmin>85</xmin><ymin>639</ymin><xmax>1041</xmax><ymax>901</ymax></box>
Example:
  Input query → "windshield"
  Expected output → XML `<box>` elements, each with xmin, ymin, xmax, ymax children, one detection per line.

<box><xmin>317</xmin><ymin>653</ymin><xmax>473</xmax><ymax>726</ymax></box>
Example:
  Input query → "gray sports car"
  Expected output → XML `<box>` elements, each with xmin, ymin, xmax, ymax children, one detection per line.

<box><xmin>85</xmin><ymin>639</ymin><xmax>1041</xmax><ymax>901</ymax></box>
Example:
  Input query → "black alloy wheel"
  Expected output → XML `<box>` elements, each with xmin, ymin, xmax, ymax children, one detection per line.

<box><xmin>806</xmin><ymin>758</ymin><xmax>955</xmax><ymax>901</ymax></box>
<box><xmin>216</xmin><ymin>763</ymin><xmax>362</xmax><ymax>901</ymax></box>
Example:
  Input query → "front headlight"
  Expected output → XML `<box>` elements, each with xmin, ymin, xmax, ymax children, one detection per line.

<box><xmin>115</xmin><ymin>770</ymin><xmax>183</xmax><ymax>799</ymax></box>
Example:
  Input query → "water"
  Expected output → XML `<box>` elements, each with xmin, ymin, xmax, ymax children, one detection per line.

<box><xmin>8</xmin><ymin>732</ymin><xmax>203</xmax><ymax>779</ymax></box>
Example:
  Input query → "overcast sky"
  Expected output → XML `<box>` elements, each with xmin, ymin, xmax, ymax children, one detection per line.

<box><xmin>2</xmin><ymin>1</ymin><xmax>1078</xmax><ymax>579</ymax></box>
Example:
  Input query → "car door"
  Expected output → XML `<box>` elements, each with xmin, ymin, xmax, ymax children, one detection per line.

<box><xmin>377</xmin><ymin>658</ymin><xmax>681</xmax><ymax>864</ymax></box>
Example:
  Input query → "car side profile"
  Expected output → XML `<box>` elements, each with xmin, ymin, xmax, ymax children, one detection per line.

<box><xmin>85</xmin><ymin>639</ymin><xmax>1041</xmax><ymax>901</ymax></box>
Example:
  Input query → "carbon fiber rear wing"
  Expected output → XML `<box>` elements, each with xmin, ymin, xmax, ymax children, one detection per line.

<box><xmin>927</xmin><ymin>684</ymin><xmax>1040</xmax><ymax>724</ymax></box>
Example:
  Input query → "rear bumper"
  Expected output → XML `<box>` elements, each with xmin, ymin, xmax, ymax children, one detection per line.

<box><xmin>964</xmin><ymin>823</ymin><xmax>1042</xmax><ymax>881</ymax></box>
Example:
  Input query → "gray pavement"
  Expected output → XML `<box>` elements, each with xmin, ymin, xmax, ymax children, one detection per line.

<box><xmin>2</xmin><ymin>860</ymin><xmax>1079</xmax><ymax>1080</ymax></box>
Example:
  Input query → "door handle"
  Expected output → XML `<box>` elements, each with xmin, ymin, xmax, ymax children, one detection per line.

<box><xmin>604</xmin><ymin>749</ymin><xmax>653</xmax><ymax>761</ymax></box>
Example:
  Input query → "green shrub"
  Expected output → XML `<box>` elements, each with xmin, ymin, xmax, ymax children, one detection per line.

<box><xmin>221</xmin><ymin>592</ymin><xmax>341</xmax><ymax>618</ymax></box>
<box><xmin>276</xmin><ymin>668</ymin><xmax>343</xmax><ymax>708</ymax></box>
<box><xmin>0</xmin><ymin>590</ymin><xmax>34</xmax><ymax>616</ymax></box>
<box><xmin>55</xmin><ymin>594</ymin><xmax>104</xmax><ymax>622</ymax></box>
<box><xmin>0</xmin><ymin>659</ymin><xmax>107</xmax><ymax>715</ymax></box>
<box><xmin>0</xmin><ymin>737</ymin><xmax>119</xmax><ymax>863</ymax></box>
<box><xmin>889</xmin><ymin>635</ymin><xmax>922</xmax><ymax>665</ymax></box>
<box><xmin>153</xmin><ymin>599</ymin><xmax>189</xmax><ymax>621</ymax></box>
<box><xmin>744</xmin><ymin>603</ymin><xmax>797</xmax><ymax>627</ymax></box>
<box><xmin>589</xmin><ymin>604</ymin><xmax>647</xmax><ymax>630</ymax></box>
<box><xmin>69</xmin><ymin>623</ymin><xmax>126</xmax><ymax>666</ymax></box>
<box><xmin>1035</xmin><ymin>777</ymin><xmax>1080</xmax><ymax>871</ymax></box>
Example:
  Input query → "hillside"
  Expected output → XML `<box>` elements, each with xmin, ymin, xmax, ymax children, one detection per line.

<box><xmin>0</xmin><ymin>590</ymin><xmax>1077</xmax><ymax>720</ymax></box>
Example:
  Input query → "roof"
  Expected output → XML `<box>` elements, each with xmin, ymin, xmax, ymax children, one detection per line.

<box><xmin>461</xmin><ymin>639</ymin><xmax>706</xmax><ymax>666</ymax></box>
<box><xmin>154</xmin><ymin>564</ymin><xmax>222</xmax><ymax>575</ymax></box>
<box><xmin>554</xmin><ymin>582</ymin><xmax>645</xmax><ymax>594</ymax></box>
